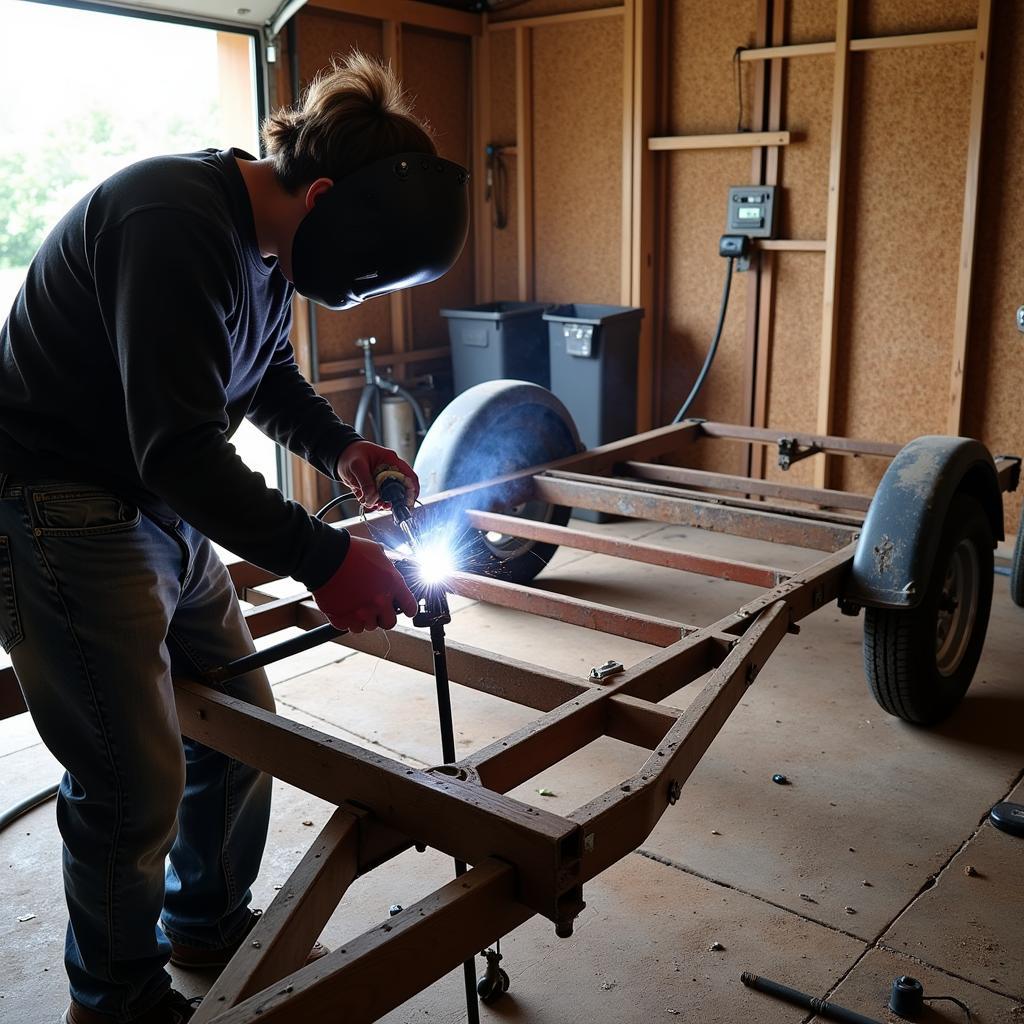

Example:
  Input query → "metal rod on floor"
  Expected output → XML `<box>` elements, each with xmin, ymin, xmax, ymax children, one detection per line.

<box><xmin>741</xmin><ymin>972</ymin><xmax>884</xmax><ymax>1024</ymax></box>
<box><xmin>431</xmin><ymin>620</ymin><xmax>480</xmax><ymax>1024</ymax></box>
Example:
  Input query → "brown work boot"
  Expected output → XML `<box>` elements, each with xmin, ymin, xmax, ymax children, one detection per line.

<box><xmin>168</xmin><ymin>909</ymin><xmax>329</xmax><ymax>970</ymax></box>
<box><xmin>64</xmin><ymin>988</ymin><xmax>200</xmax><ymax>1024</ymax></box>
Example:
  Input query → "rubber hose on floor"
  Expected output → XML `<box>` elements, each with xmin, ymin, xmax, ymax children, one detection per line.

<box><xmin>0</xmin><ymin>782</ymin><xmax>59</xmax><ymax>832</ymax></box>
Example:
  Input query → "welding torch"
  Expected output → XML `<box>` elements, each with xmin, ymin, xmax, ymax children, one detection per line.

<box><xmin>375</xmin><ymin>467</ymin><xmax>417</xmax><ymax>550</ymax></box>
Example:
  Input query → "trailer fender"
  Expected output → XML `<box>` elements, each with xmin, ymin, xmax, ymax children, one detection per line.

<box><xmin>845</xmin><ymin>435</ymin><xmax>1002</xmax><ymax>610</ymax></box>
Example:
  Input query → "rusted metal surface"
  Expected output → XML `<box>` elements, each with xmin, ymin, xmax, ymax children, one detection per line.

<box><xmin>696</xmin><ymin>421</ymin><xmax>903</xmax><ymax>459</ymax></box>
<box><xmin>532</xmin><ymin>474</ymin><xmax>859</xmax><ymax>551</ymax></box>
<box><xmin>466</xmin><ymin>508</ymin><xmax>790</xmax><ymax>586</ymax></box>
<box><xmin>5</xmin><ymin>420</ymin><xmax>1004</xmax><ymax>1022</ymax></box>
<box><xmin>620</xmin><ymin>461</ymin><xmax>873</xmax><ymax>512</ymax></box>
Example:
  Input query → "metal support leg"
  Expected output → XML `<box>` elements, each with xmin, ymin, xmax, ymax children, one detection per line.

<box><xmin>430</xmin><ymin>621</ymin><xmax>481</xmax><ymax>1024</ymax></box>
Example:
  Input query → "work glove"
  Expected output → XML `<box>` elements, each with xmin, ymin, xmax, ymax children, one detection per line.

<box><xmin>312</xmin><ymin>536</ymin><xmax>418</xmax><ymax>633</ymax></box>
<box><xmin>336</xmin><ymin>440</ymin><xmax>419</xmax><ymax>511</ymax></box>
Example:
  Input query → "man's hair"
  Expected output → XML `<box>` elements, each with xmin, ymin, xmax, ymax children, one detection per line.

<box><xmin>261</xmin><ymin>50</ymin><xmax>436</xmax><ymax>192</ymax></box>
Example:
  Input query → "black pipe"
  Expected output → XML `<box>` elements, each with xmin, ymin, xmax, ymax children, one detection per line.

<box><xmin>0</xmin><ymin>782</ymin><xmax>60</xmax><ymax>832</ymax></box>
<box><xmin>741</xmin><ymin>972</ymin><xmax>884</xmax><ymax>1024</ymax></box>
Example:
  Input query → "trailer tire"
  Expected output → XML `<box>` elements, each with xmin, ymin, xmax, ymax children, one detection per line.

<box><xmin>863</xmin><ymin>493</ymin><xmax>993</xmax><ymax>724</ymax></box>
<box><xmin>1009</xmin><ymin>503</ymin><xmax>1024</xmax><ymax>608</ymax></box>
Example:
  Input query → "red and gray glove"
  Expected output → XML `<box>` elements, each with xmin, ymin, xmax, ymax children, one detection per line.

<box><xmin>312</xmin><ymin>536</ymin><xmax>417</xmax><ymax>634</ymax></box>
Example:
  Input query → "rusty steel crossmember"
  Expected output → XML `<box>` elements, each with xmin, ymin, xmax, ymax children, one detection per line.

<box><xmin>159</xmin><ymin>419</ymin><xmax>1013</xmax><ymax>1024</ymax></box>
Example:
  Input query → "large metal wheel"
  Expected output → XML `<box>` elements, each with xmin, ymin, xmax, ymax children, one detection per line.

<box><xmin>1010</xmin><ymin>502</ymin><xmax>1024</xmax><ymax>608</ymax></box>
<box><xmin>414</xmin><ymin>381</ymin><xmax>582</xmax><ymax>584</ymax></box>
<box><xmin>863</xmin><ymin>493</ymin><xmax>994</xmax><ymax>724</ymax></box>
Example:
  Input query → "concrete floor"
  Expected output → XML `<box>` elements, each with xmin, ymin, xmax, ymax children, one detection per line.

<box><xmin>1</xmin><ymin>517</ymin><xmax>1022</xmax><ymax>1023</ymax></box>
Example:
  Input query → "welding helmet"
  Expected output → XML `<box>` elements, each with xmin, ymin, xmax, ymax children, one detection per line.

<box><xmin>290</xmin><ymin>152</ymin><xmax>470</xmax><ymax>310</ymax></box>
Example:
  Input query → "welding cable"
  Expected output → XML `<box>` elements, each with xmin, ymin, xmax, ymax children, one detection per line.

<box><xmin>672</xmin><ymin>255</ymin><xmax>736</xmax><ymax>424</ymax></box>
<box><xmin>0</xmin><ymin>781</ymin><xmax>60</xmax><ymax>833</ymax></box>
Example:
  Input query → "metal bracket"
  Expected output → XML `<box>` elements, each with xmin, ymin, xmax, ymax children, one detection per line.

<box><xmin>590</xmin><ymin>660</ymin><xmax>624</xmax><ymax>681</ymax></box>
<box><xmin>995</xmin><ymin>454</ymin><xmax>1022</xmax><ymax>492</ymax></box>
<box><xmin>777</xmin><ymin>436</ymin><xmax>821</xmax><ymax>471</ymax></box>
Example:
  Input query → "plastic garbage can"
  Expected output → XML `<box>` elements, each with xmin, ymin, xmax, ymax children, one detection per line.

<box><xmin>441</xmin><ymin>301</ymin><xmax>550</xmax><ymax>395</ymax></box>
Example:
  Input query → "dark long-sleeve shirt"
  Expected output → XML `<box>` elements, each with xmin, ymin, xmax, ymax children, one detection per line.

<box><xmin>0</xmin><ymin>148</ymin><xmax>358</xmax><ymax>589</ymax></box>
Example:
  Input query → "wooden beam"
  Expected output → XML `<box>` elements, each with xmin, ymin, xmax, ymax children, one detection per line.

<box><xmin>515</xmin><ymin>25</ymin><xmax>534</xmax><ymax>301</ymax></box>
<box><xmin>620</xmin><ymin>0</ymin><xmax>636</xmax><ymax>308</ymax></box>
<box><xmin>740</xmin><ymin>28</ymin><xmax>976</xmax><ymax>61</ymax></box>
<box><xmin>472</xmin><ymin>22</ymin><xmax>494</xmax><ymax>302</ymax></box>
<box><xmin>319</xmin><ymin>344</ymin><xmax>449</xmax><ymax>378</ymax></box>
<box><xmin>947</xmin><ymin>0</ymin><xmax>992</xmax><ymax>436</ymax></box>
<box><xmin>309</xmin><ymin>0</ymin><xmax>481</xmax><ymax>35</ymax></box>
<box><xmin>814</xmin><ymin>0</ymin><xmax>852</xmax><ymax>490</ymax></box>
<box><xmin>383</xmin><ymin>21</ymin><xmax>413</xmax><ymax>355</ymax></box>
<box><xmin>757</xmin><ymin>238</ymin><xmax>826</xmax><ymax>251</ymax></box>
<box><xmin>751</xmin><ymin>0</ymin><xmax>787</xmax><ymax>480</ymax></box>
<box><xmin>289</xmin><ymin>294</ymin><xmax>322</xmax><ymax>511</ymax></box>
<box><xmin>488</xmin><ymin>6</ymin><xmax>624</xmax><ymax>32</ymax></box>
<box><xmin>648</xmin><ymin>131</ymin><xmax>790</xmax><ymax>151</ymax></box>
<box><xmin>631</xmin><ymin>0</ymin><xmax>659</xmax><ymax>431</ymax></box>
<box><xmin>743</xmin><ymin>0</ymin><xmax>772</xmax><ymax>475</ymax></box>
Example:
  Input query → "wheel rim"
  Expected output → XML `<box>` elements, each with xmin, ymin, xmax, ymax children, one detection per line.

<box><xmin>481</xmin><ymin>499</ymin><xmax>560</xmax><ymax>561</ymax></box>
<box><xmin>935</xmin><ymin>538</ymin><xmax>980</xmax><ymax>677</ymax></box>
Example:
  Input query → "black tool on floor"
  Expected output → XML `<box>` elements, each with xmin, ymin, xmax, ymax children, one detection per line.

<box><xmin>989</xmin><ymin>801</ymin><xmax>1024</xmax><ymax>837</ymax></box>
<box><xmin>888</xmin><ymin>974</ymin><xmax>972</xmax><ymax>1022</ymax></box>
<box><xmin>741</xmin><ymin>972</ymin><xmax>884</xmax><ymax>1024</ymax></box>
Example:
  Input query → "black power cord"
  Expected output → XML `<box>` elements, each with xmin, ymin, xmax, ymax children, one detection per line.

<box><xmin>671</xmin><ymin>253</ymin><xmax>737</xmax><ymax>424</ymax></box>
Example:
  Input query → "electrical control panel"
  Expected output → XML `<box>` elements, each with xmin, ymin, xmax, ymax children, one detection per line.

<box><xmin>726</xmin><ymin>185</ymin><xmax>777</xmax><ymax>238</ymax></box>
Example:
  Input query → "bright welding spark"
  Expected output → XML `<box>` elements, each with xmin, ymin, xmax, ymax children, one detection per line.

<box><xmin>413</xmin><ymin>539</ymin><xmax>458</xmax><ymax>587</ymax></box>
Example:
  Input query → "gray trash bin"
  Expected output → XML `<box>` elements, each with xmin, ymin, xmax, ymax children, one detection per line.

<box><xmin>545</xmin><ymin>303</ymin><xmax>643</xmax><ymax>522</ymax></box>
<box><xmin>441</xmin><ymin>301</ymin><xmax>550</xmax><ymax>395</ymax></box>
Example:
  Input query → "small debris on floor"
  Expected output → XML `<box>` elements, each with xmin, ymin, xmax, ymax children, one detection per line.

<box><xmin>844</xmin><ymin>906</ymin><xmax>856</xmax><ymax>914</ymax></box>
<box><xmin>600</xmin><ymin>981</ymin><xmax>617</xmax><ymax>991</ymax></box>
<box><xmin>771</xmin><ymin>773</ymin><xmax>788</xmax><ymax>785</ymax></box>
<box><xmin>302</xmin><ymin>820</ymin><xmax>314</xmax><ymax>826</ymax></box>
<box><xmin>537</xmin><ymin>788</ymin><xmax>556</xmax><ymax>797</ymax></box>
<box><xmin>965</xmin><ymin>864</ymin><xmax>978</xmax><ymax>877</ymax></box>
<box><xmin>711</xmin><ymin>829</ymin><xmax>721</xmax><ymax>835</ymax></box>
<box><xmin>709</xmin><ymin>941</ymin><xmax>725</xmax><ymax>951</ymax></box>
<box><xmin>799</xmin><ymin>894</ymin><xmax>817</xmax><ymax>904</ymax></box>
<box><xmin>668</xmin><ymin>1010</ymin><xmax>680</xmax><ymax>1016</ymax></box>
<box><xmin>862</xmin><ymin>880</ymin><xmax>872</xmax><ymax>887</ymax></box>
<box><xmin>273</xmin><ymin>884</ymin><xmax>282</xmax><ymax>890</ymax></box>
<box><xmin>16</xmin><ymin>914</ymin><xmax>35</xmax><ymax>923</ymax></box>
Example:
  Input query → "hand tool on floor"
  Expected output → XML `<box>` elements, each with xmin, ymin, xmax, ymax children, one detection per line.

<box><xmin>741</xmin><ymin>972</ymin><xmax>884</xmax><ymax>1024</ymax></box>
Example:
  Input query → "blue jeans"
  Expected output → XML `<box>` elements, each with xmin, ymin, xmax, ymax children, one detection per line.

<box><xmin>0</xmin><ymin>476</ymin><xmax>274</xmax><ymax>1020</ymax></box>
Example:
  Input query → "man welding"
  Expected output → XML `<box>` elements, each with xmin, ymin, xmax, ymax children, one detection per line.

<box><xmin>0</xmin><ymin>52</ymin><xmax>468</xmax><ymax>1024</ymax></box>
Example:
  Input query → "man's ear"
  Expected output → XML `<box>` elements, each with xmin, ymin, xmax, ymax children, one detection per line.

<box><xmin>304</xmin><ymin>177</ymin><xmax>334</xmax><ymax>212</ymax></box>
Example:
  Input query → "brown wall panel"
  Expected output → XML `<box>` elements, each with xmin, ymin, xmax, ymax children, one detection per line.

<box><xmin>669</xmin><ymin>0</ymin><xmax>758</xmax><ymax>134</ymax></box>
<box><xmin>763</xmin><ymin>255</ymin><xmax>824</xmax><ymax>490</ymax></box>
<box><xmin>531</xmin><ymin>16</ymin><xmax>623</xmax><ymax>305</ymax></box>
<box><xmin>661</xmin><ymin>147</ymin><xmax>751</xmax><ymax>475</ymax></box>
<box><xmin>297</xmin><ymin>9</ymin><xmax>390</xmax><ymax>364</ymax></box>
<box><xmin>967</xmin><ymin>1</ymin><xmax>1024</xmax><ymax>534</ymax></box>
<box><xmin>489</xmin><ymin>30</ymin><xmax>519</xmax><ymax>299</ymax></box>
<box><xmin>489</xmin><ymin>0</ymin><xmax>622</xmax><ymax>23</ymax></box>
<box><xmin>833</xmin><ymin>45</ymin><xmax>972</xmax><ymax>494</ymax></box>
<box><xmin>786</xmin><ymin>0</ymin><xmax>838</xmax><ymax>45</ymax></box>
<box><xmin>776</xmin><ymin>54</ymin><xmax>831</xmax><ymax>240</ymax></box>
<box><xmin>403</xmin><ymin>27</ymin><xmax>475</xmax><ymax>346</ymax></box>
<box><xmin>854</xmin><ymin>0</ymin><xmax>976</xmax><ymax>37</ymax></box>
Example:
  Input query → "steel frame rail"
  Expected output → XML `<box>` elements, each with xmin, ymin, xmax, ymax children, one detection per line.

<box><xmin>172</xmin><ymin>420</ymin><xmax>1013</xmax><ymax>1024</ymax></box>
